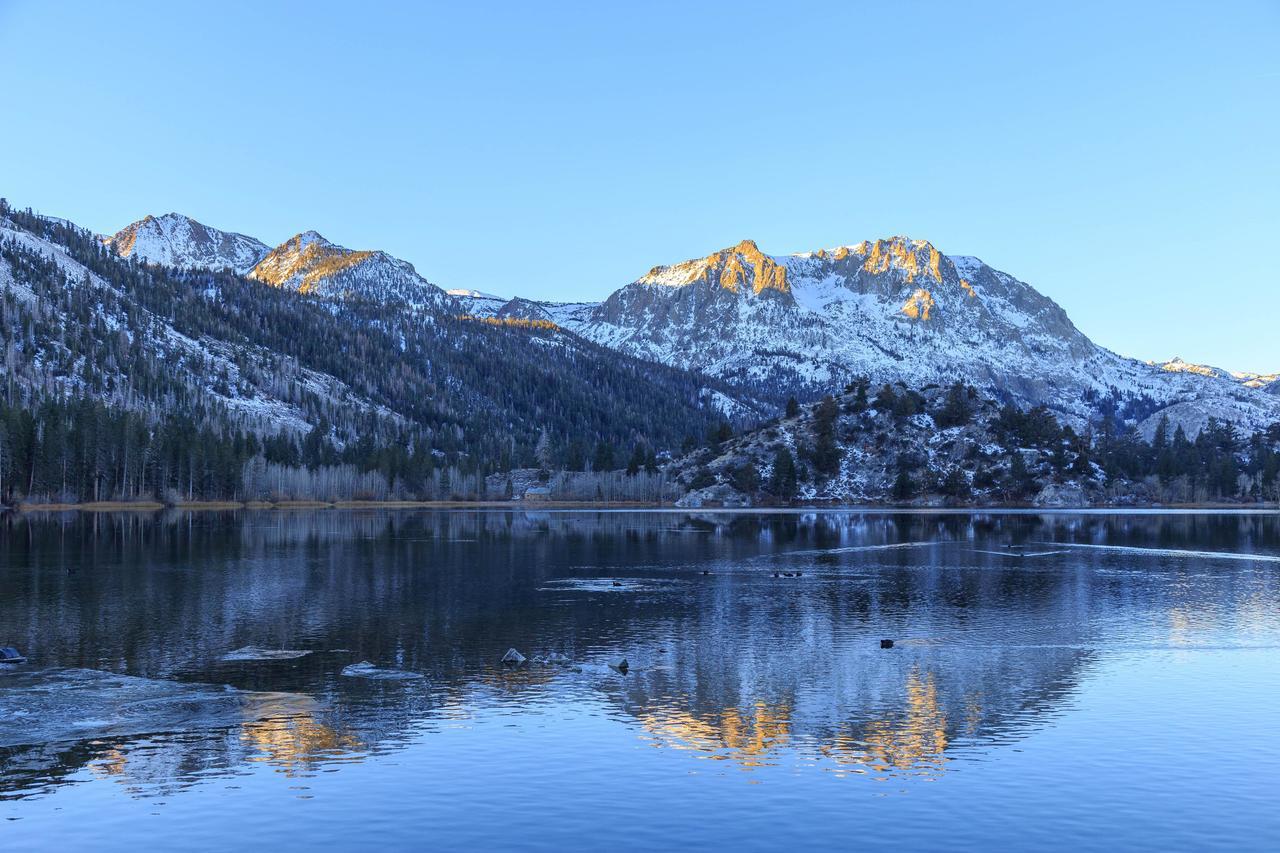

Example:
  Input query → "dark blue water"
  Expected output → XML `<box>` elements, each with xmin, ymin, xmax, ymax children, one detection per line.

<box><xmin>1</xmin><ymin>510</ymin><xmax>1278</xmax><ymax>851</ymax></box>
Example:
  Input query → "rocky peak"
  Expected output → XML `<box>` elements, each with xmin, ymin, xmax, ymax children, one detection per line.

<box><xmin>638</xmin><ymin>238</ymin><xmax>789</xmax><ymax>297</ymax></box>
<box><xmin>107</xmin><ymin>212</ymin><xmax>270</xmax><ymax>274</ymax></box>
<box><xmin>245</xmin><ymin>232</ymin><xmax>450</xmax><ymax>311</ymax></box>
<box><xmin>858</xmin><ymin>236</ymin><xmax>948</xmax><ymax>284</ymax></box>
<box><xmin>250</xmin><ymin>233</ymin><xmax>371</xmax><ymax>294</ymax></box>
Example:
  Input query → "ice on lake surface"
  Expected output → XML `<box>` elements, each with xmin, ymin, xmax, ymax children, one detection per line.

<box><xmin>340</xmin><ymin>661</ymin><xmax>424</xmax><ymax>681</ymax></box>
<box><xmin>0</xmin><ymin>668</ymin><xmax>318</xmax><ymax>748</ymax></box>
<box><xmin>220</xmin><ymin>647</ymin><xmax>314</xmax><ymax>662</ymax></box>
<box><xmin>1</xmin><ymin>509</ymin><xmax>1278</xmax><ymax>851</ymax></box>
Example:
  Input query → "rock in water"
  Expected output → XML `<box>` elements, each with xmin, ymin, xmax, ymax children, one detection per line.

<box><xmin>341</xmin><ymin>661</ymin><xmax>424</xmax><ymax>681</ymax></box>
<box><xmin>502</xmin><ymin>648</ymin><xmax>526</xmax><ymax>665</ymax></box>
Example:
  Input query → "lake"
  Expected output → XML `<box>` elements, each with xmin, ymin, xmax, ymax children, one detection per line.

<box><xmin>1</xmin><ymin>509</ymin><xmax>1278</xmax><ymax>851</ymax></box>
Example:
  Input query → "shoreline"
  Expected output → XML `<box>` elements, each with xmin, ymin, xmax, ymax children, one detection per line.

<box><xmin>3</xmin><ymin>499</ymin><xmax>1277</xmax><ymax>514</ymax></box>
<box><xmin>4</xmin><ymin>499</ymin><xmax>667</xmax><ymax>513</ymax></box>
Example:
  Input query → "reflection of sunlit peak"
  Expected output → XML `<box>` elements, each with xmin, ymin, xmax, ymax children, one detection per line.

<box><xmin>90</xmin><ymin>747</ymin><xmax>130</xmax><ymax>779</ymax></box>
<box><xmin>638</xmin><ymin>700</ymin><xmax>793</xmax><ymax>768</ymax></box>
<box><xmin>823</xmin><ymin>668</ymin><xmax>950</xmax><ymax>779</ymax></box>
<box><xmin>241</xmin><ymin>715</ymin><xmax>363</xmax><ymax>775</ymax></box>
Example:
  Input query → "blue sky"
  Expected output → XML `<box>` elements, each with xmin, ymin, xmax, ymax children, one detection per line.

<box><xmin>1</xmin><ymin>1</ymin><xmax>1276</xmax><ymax>369</ymax></box>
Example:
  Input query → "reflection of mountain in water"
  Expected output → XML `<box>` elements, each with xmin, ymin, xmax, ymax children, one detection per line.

<box><xmin>1</xmin><ymin>509</ymin><xmax>1275</xmax><ymax>797</ymax></box>
<box><xmin>604</xmin><ymin>561</ymin><xmax>1097</xmax><ymax>778</ymax></box>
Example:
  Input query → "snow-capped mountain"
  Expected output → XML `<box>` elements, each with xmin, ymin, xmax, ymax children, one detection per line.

<box><xmin>108</xmin><ymin>213</ymin><xmax>270</xmax><ymax>274</ymax></box>
<box><xmin>107</xmin><ymin>214</ymin><xmax>455</xmax><ymax>313</ymax></box>
<box><xmin>1152</xmin><ymin>357</ymin><xmax>1279</xmax><ymax>390</ymax></box>
<box><xmin>4</xmin><ymin>211</ymin><xmax>393</xmax><ymax>437</ymax></box>
<box><xmin>474</xmin><ymin>236</ymin><xmax>1279</xmax><ymax>437</ymax></box>
<box><xmin>449</xmin><ymin>288</ymin><xmax>507</xmax><ymax>316</ymax></box>
<box><xmin>99</xmin><ymin>210</ymin><xmax>1279</xmax><ymax>437</ymax></box>
<box><xmin>249</xmin><ymin>231</ymin><xmax>453</xmax><ymax>311</ymax></box>
<box><xmin>1</xmin><ymin>202</ymin><xmax>729</xmax><ymax>470</ymax></box>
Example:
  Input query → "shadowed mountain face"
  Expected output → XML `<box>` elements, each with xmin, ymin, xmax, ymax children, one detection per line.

<box><xmin>3</xmin><ymin>509</ymin><xmax>1277</xmax><ymax>800</ymax></box>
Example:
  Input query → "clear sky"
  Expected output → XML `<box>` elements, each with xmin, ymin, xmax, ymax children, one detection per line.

<box><xmin>1</xmin><ymin>1</ymin><xmax>1276</xmax><ymax>370</ymax></box>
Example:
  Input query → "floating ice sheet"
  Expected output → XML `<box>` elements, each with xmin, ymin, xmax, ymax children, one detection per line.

<box><xmin>221</xmin><ymin>647</ymin><xmax>313</xmax><ymax>662</ymax></box>
<box><xmin>772</xmin><ymin>542</ymin><xmax>944</xmax><ymax>559</ymax></box>
<box><xmin>538</xmin><ymin>578</ymin><xmax>677</xmax><ymax>593</ymax></box>
<box><xmin>0</xmin><ymin>668</ymin><xmax>317</xmax><ymax>748</ymax></box>
<box><xmin>1039</xmin><ymin>543</ymin><xmax>1280</xmax><ymax>563</ymax></box>
<box><xmin>969</xmin><ymin>549</ymin><xmax>1068</xmax><ymax>558</ymax></box>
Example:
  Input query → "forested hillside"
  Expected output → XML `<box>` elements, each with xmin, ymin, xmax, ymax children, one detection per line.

<box><xmin>0</xmin><ymin>201</ymin><xmax>730</xmax><ymax>504</ymax></box>
<box><xmin>667</xmin><ymin>380</ymin><xmax>1280</xmax><ymax>507</ymax></box>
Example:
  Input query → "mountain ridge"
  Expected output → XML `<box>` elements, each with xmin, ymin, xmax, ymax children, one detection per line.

<box><xmin>107</xmin><ymin>212</ymin><xmax>270</xmax><ymax>274</ymax></box>
<box><xmin>98</xmin><ymin>210</ymin><xmax>1279</xmax><ymax>438</ymax></box>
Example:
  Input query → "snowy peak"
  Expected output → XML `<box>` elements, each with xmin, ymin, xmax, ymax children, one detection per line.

<box><xmin>107</xmin><ymin>211</ymin><xmax>452</xmax><ymax>312</ymax></box>
<box><xmin>850</xmin><ymin>236</ymin><xmax>947</xmax><ymax>284</ymax></box>
<box><xmin>638</xmin><ymin>238</ymin><xmax>790</xmax><ymax>297</ymax></box>
<box><xmin>778</xmin><ymin>236</ymin><xmax>985</xmax><ymax>326</ymax></box>
<box><xmin>250</xmin><ymin>232</ymin><xmax>368</xmax><ymax>293</ymax></box>
<box><xmin>447</xmin><ymin>288</ymin><xmax>504</xmax><ymax>301</ymax></box>
<box><xmin>108</xmin><ymin>212</ymin><xmax>270</xmax><ymax>274</ymax></box>
<box><xmin>1155</xmin><ymin>356</ymin><xmax>1227</xmax><ymax>380</ymax></box>
<box><xmin>1152</xmin><ymin>357</ymin><xmax>1280</xmax><ymax>389</ymax></box>
<box><xmin>248</xmin><ymin>232</ymin><xmax>451</xmax><ymax>311</ymax></box>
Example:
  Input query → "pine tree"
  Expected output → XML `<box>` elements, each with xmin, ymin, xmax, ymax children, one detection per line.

<box><xmin>768</xmin><ymin>447</ymin><xmax>797</xmax><ymax>499</ymax></box>
<box><xmin>626</xmin><ymin>444</ymin><xmax>646</xmax><ymax>476</ymax></box>
<box><xmin>812</xmin><ymin>395</ymin><xmax>841</xmax><ymax>478</ymax></box>
<box><xmin>592</xmin><ymin>441</ymin><xmax>616</xmax><ymax>472</ymax></box>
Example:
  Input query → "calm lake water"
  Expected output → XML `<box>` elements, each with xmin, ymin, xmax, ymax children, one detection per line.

<box><xmin>1</xmin><ymin>509</ymin><xmax>1278</xmax><ymax>851</ymax></box>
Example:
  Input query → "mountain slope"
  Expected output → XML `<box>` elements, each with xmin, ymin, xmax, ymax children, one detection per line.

<box><xmin>108</xmin><ymin>213</ymin><xmax>270</xmax><ymax>273</ymax></box>
<box><xmin>1</xmin><ymin>201</ymin><xmax>729</xmax><ymax>480</ymax></box>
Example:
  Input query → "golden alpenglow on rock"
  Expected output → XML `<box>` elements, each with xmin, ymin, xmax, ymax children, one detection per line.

<box><xmin>251</xmin><ymin>233</ymin><xmax>373</xmax><ymax>294</ymax></box>
<box><xmin>861</xmin><ymin>237</ymin><xmax>944</xmax><ymax>283</ymax></box>
<box><xmin>901</xmin><ymin>288</ymin><xmax>937</xmax><ymax>320</ymax></box>
<box><xmin>714</xmin><ymin>239</ymin><xmax>789</xmax><ymax>295</ymax></box>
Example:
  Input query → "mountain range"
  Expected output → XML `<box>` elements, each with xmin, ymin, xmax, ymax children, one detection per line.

<box><xmin>17</xmin><ymin>204</ymin><xmax>1280</xmax><ymax>447</ymax></box>
<box><xmin>421</xmin><ymin>230</ymin><xmax>1280</xmax><ymax>437</ymax></box>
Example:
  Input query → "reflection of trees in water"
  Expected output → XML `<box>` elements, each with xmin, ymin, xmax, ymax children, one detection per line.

<box><xmin>0</xmin><ymin>509</ymin><xmax>1273</xmax><ymax>797</ymax></box>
